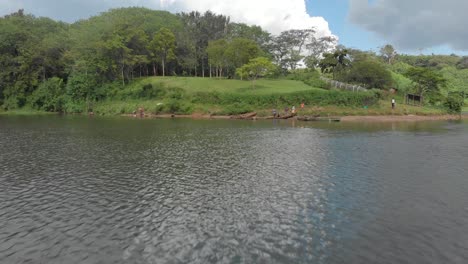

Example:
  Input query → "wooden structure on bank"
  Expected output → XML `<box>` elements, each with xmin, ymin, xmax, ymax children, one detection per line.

<box><xmin>405</xmin><ymin>94</ymin><xmax>423</xmax><ymax>106</ymax></box>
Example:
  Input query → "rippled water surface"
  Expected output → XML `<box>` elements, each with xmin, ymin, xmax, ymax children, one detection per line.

<box><xmin>1</xmin><ymin>116</ymin><xmax>468</xmax><ymax>264</ymax></box>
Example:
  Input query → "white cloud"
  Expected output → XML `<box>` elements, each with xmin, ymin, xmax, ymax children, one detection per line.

<box><xmin>162</xmin><ymin>0</ymin><xmax>334</xmax><ymax>37</ymax></box>
<box><xmin>0</xmin><ymin>0</ymin><xmax>335</xmax><ymax>38</ymax></box>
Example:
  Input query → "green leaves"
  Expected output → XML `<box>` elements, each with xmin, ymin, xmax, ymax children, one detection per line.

<box><xmin>342</xmin><ymin>60</ymin><xmax>393</xmax><ymax>89</ymax></box>
<box><xmin>29</xmin><ymin>77</ymin><xmax>65</xmax><ymax>112</ymax></box>
<box><xmin>150</xmin><ymin>28</ymin><xmax>176</xmax><ymax>76</ymax></box>
<box><xmin>236</xmin><ymin>57</ymin><xmax>276</xmax><ymax>87</ymax></box>
<box><xmin>405</xmin><ymin>67</ymin><xmax>447</xmax><ymax>95</ymax></box>
<box><xmin>444</xmin><ymin>94</ymin><xmax>464</xmax><ymax>114</ymax></box>
<box><xmin>225</xmin><ymin>38</ymin><xmax>261</xmax><ymax>69</ymax></box>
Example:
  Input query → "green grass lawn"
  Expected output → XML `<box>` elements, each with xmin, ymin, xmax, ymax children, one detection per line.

<box><xmin>133</xmin><ymin>77</ymin><xmax>323</xmax><ymax>95</ymax></box>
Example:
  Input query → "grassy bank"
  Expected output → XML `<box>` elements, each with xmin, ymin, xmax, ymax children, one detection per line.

<box><xmin>0</xmin><ymin>107</ymin><xmax>54</xmax><ymax>116</ymax></box>
<box><xmin>1</xmin><ymin>77</ymin><xmax>451</xmax><ymax>117</ymax></box>
<box><xmin>93</xmin><ymin>77</ymin><xmax>384</xmax><ymax>116</ymax></box>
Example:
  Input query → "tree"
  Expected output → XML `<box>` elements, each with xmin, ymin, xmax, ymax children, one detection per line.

<box><xmin>318</xmin><ymin>48</ymin><xmax>350</xmax><ymax>78</ymax></box>
<box><xmin>304</xmin><ymin>35</ymin><xmax>337</xmax><ymax>68</ymax></box>
<box><xmin>227</xmin><ymin>23</ymin><xmax>271</xmax><ymax>51</ymax></box>
<box><xmin>347</xmin><ymin>48</ymin><xmax>376</xmax><ymax>63</ymax></box>
<box><xmin>380</xmin><ymin>44</ymin><xmax>397</xmax><ymax>64</ymax></box>
<box><xmin>405</xmin><ymin>67</ymin><xmax>447</xmax><ymax>95</ymax></box>
<box><xmin>29</xmin><ymin>77</ymin><xmax>66</xmax><ymax>112</ymax></box>
<box><xmin>318</xmin><ymin>53</ymin><xmax>338</xmax><ymax>74</ymax></box>
<box><xmin>178</xmin><ymin>11</ymin><xmax>230</xmax><ymax>77</ymax></box>
<box><xmin>444</xmin><ymin>93</ymin><xmax>464</xmax><ymax>114</ymax></box>
<box><xmin>225</xmin><ymin>38</ymin><xmax>261</xmax><ymax>73</ymax></box>
<box><xmin>0</xmin><ymin>11</ymin><xmax>68</xmax><ymax>109</ymax></box>
<box><xmin>101</xmin><ymin>34</ymin><xmax>132</xmax><ymax>85</ymax></box>
<box><xmin>207</xmin><ymin>39</ymin><xmax>228</xmax><ymax>78</ymax></box>
<box><xmin>175</xmin><ymin>30</ymin><xmax>197</xmax><ymax>75</ymax></box>
<box><xmin>342</xmin><ymin>60</ymin><xmax>393</xmax><ymax>89</ymax></box>
<box><xmin>150</xmin><ymin>28</ymin><xmax>176</xmax><ymax>77</ymax></box>
<box><xmin>456</xmin><ymin>56</ymin><xmax>468</xmax><ymax>69</ymax></box>
<box><xmin>270</xmin><ymin>28</ymin><xmax>315</xmax><ymax>71</ymax></box>
<box><xmin>236</xmin><ymin>57</ymin><xmax>276</xmax><ymax>87</ymax></box>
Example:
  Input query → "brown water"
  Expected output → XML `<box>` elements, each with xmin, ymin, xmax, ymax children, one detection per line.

<box><xmin>1</xmin><ymin>116</ymin><xmax>467</xmax><ymax>263</ymax></box>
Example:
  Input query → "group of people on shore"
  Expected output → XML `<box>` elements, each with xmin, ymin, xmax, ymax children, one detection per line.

<box><xmin>272</xmin><ymin>102</ymin><xmax>305</xmax><ymax>118</ymax></box>
<box><xmin>133</xmin><ymin>107</ymin><xmax>145</xmax><ymax>117</ymax></box>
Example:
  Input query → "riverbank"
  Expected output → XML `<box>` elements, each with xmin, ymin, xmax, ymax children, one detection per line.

<box><xmin>341</xmin><ymin>114</ymin><xmax>467</xmax><ymax>122</ymax></box>
<box><xmin>2</xmin><ymin>108</ymin><xmax>464</xmax><ymax>123</ymax></box>
<box><xmin>120</xmin><ymin>112</ymin><xmax>466</xmax><ymax>123</ymax></box>
<box><xmin>2</xmin><ymin>77</ymin><xmax>458</xmax><ymax>119</ymax></box>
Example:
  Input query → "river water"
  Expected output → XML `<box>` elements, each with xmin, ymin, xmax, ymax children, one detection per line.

<box><xmin>1</xmin><ymin>116</ymin><xmax>467</xmax><ymax>264</ymax></box>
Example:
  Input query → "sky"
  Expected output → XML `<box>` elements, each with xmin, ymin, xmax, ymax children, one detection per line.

<box><xmin>0</xmin><ymin>0</ymin><xmax>467</xmax><ymax>55</ymax></box>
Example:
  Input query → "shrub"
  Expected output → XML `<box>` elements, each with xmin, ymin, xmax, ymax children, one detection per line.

<box><xmin>287</xmin><ymin>69</ymin><xmax>328</xmax><ymax>89</ymax></box>
<box><xmin>64</xmin><ymin>100</ymin><xmax>86</xmax><ymax>113</ymax></box>
<box><xmin>66</xmin><ymin>72</ymin><xmax>97</xmax><ymax>102</ymax></box>
<box><xmin>192</xmin><ymin>89</ymin><xmax>380</xmax><ymax>108</ymax></box>
<box><xmin>444</xmin><ymin>94</ymin><xmax>464</xmax><ymax>114</ymax></box>
<box><xmin>29</xmin><ymin>77</ymin><xmax>66</xmax><ymax>112</ymax></box>
<box><xmin>166</xmin><ymin>99</ymin><xmax>181</xmax><ymax>113</ymax></box>
<box><xmin>340</xmin><ymin>60</ymin><xmax>393</xmax><ymax>89</ymax></box>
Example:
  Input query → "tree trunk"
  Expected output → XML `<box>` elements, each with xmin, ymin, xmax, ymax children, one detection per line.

<box><xmin>202</xmin><ymin>62</ymin><xmax>205</xmax><ymax>78</ymax></box>
<box><xmin>153</xmin><ymin>62</ymin><xmax>157</xmax><ymax>76</ymax></box>
<box><xmin>162</xmin><ymin>58</ymin><xmax>165</xmax><ymax>77</ymax></box>
<box><xmin>209</xmin><ymin>64</ymin><xmax>212</xmax><ymax>78</ymax></box>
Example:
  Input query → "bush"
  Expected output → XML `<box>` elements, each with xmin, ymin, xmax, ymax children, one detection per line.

<box><xmin>192</xmin><ymin>89</ymin><xmax>380</xmax><ymax>108</ymax></box>
<box><xmin>287</xmin><ymin>69</ymin><xmax>328</xmax><ymax>89</ymax></box>
<box><xmin>66</xmin><ymin>72</ymin><xmax>97</xmax><ymax>102</ymax></box>
<box><xmin>64</xmin><ymin>100</ymin><xmax>86</xmax><ymax>113</ymax></box>
<box><xmin>166</xmin><ymin>99</ymin><xmax>181</xmax><ymax>113</ymax></box>
<box><xmin>29</xmin><ymin>77</ymin><xmax>66</xmax><ymax>112</ymax></box>
<box><xmin>217</xmin><ymin>103</ymin><xmax>254</xmax><ymax>115</ymax></box>
<box><xmin>166</xmin><ymin>87</ymin><xmax>185</xmax><ymax>99</ymax></box>
<box><xmin>340</xmin><ymin>60</ymin><xmax>393</xmax><ymax>89</ymax></box>
<box><xmin>444</xmin><ymin>94</ymin><xmax>464</xmax><ymax>114</ymax></box>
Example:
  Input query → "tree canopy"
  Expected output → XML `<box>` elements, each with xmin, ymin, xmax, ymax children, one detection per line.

<box><xmin>236</xmin><ymin>57</ymin><xmax>276</xmax><ymax>87</ymax></box>
<box><xmin>405</xmin><ymin>67</ymin><xmax>447</xmax><ymax>95</ymax></box>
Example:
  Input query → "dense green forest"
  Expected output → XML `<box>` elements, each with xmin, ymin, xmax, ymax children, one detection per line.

<box><xmin>0</xmin><ymin>8</ymin><xmax>466</xmax><ymax>114</ymax></box>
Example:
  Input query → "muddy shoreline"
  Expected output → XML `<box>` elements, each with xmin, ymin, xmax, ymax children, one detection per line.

<box><xmin>340</xmin><ymin>114</ymin><xmax>466</xmax><ymax>122</ymax></box>
<box><xmin>122</xmin><ymin>113</ymin><xmax>466</xmax><ymax>122</ymax></box>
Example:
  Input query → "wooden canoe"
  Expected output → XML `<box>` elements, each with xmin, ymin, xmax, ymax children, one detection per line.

<box><xmin>297</xmin><ymin>116</ymin><xmax>341</xmax><ymax>122</ymax></box>
<box><xmin>230</xmin><ymin>112</ymin><xmax>257</xmax><ymax>119</ymax></box>
<box><xmin>267</xmin><ymin>113</ymin><xmax>297</xmax><ymax>119</ymax></box>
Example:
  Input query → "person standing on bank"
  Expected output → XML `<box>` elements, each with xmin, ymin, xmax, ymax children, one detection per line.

<box><xmin>391</xmin><ymin>98</ymin><xmax>396</xmax><ymax>110</ymax></box>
